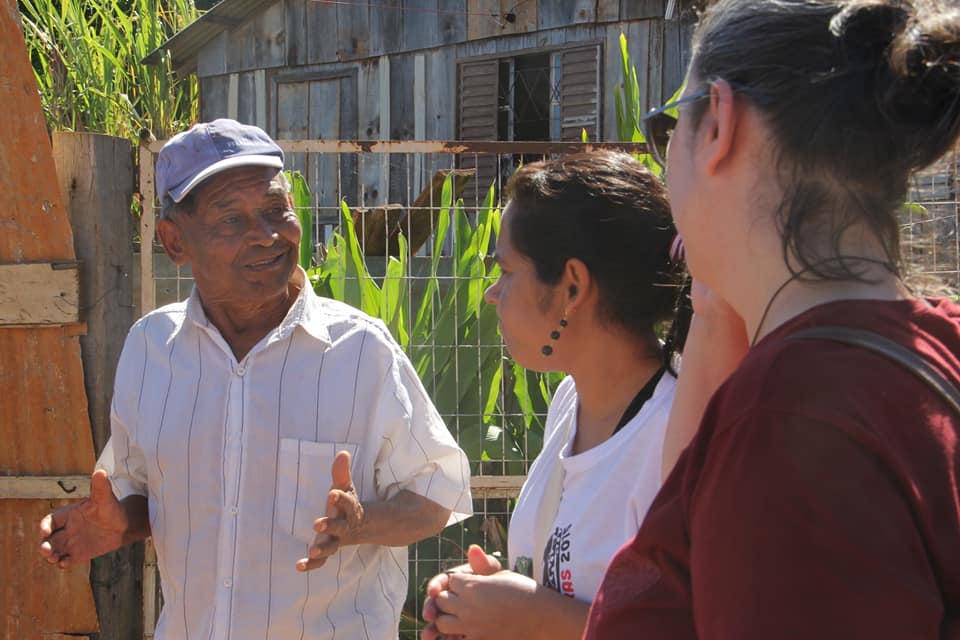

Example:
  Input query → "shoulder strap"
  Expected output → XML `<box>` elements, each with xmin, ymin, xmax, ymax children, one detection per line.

<box><xmin>786</xmin><ymin>326</ymin><xmax>960</xmax><ymax>417</ymax></box>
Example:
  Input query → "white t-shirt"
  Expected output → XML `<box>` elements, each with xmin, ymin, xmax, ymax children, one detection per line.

<box><xmin>507</xmin><ymin>373</ymin><xmax>675</xmax><ymax>602</ymax></box>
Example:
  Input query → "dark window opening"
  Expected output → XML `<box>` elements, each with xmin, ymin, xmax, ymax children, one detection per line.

<box><xmin>509</xmin><ymin>53</ymin><xmax>551</xmax><ymax>142</ymax></box>
<box><xmin>498</xmin><ymin>52</ymin><xmax>552</xmax><ymax>170</ymax></box>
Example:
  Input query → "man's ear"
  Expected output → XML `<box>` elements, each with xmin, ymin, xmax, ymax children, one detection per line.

<box><xmin>157</xmin><ymin>218</ymin><xmax>189</xmax><ymax>266</ymax></box>
<box><xmin>702</xmin><ymin>80</ymin><xmax>739</xmax><ymax>177</ymax></box>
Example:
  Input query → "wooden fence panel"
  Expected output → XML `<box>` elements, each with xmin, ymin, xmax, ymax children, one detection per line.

<box><xmin>53</xmin><ymin>132</ymin><xmax>142</xmax><ymax>640</ymax></box>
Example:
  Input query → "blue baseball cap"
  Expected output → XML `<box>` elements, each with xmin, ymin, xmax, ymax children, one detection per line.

<box><xmin>156</xmin><ymin>119</ymin><xmax>285</xmax><ymax>203</ymax></box>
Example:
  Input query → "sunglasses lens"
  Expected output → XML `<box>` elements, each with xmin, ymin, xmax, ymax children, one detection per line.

<box><xmin>648</xmin><ymin>113</ymin><xmax>676</xmax><ymax>162</ymax></box>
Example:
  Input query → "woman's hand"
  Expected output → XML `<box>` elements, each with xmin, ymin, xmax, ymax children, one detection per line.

<box><xmin>422</xmin><ymin>544</ymin><xmax>589</xmax><ymax>640</ymax></box>
<box><xmin>662</xmin><ymin>280</ymin><xmax>749</xmax><ymax>479</ymax></box>
<box><xmin>426</xmin><ymin>569</ymin><xmax>539</xmax><ymax>640</ymax></box>
<box><xmin>422</xmin><ymin>545</ymin><xmax>501</xmax><ymax>640</ymax></box>
<box><xmin>690</xmin><ymin>279</ymin><xmax>741</xmax><ymax>322</ymax></box>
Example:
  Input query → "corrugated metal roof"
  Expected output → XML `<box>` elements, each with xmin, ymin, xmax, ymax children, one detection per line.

<box><xmin>142</xmin><ymin>0</ymin><xmax>273</xmax><ymax>75</ymax></box>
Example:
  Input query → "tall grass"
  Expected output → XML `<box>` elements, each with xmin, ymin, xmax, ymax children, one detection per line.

<box><xmin>19</xmin><ymin>0</ymin><xmax>200</xmax><ymax>141</ymax></box>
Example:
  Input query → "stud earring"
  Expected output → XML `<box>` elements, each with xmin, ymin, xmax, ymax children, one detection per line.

<box><xmin>542</xmin><ymin>315</ymin><xmax>568</xmax><ymax>356</ymax></box>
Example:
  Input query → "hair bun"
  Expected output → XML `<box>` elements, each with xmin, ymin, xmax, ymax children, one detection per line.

<box><xmin>829</xmin><ymin>1</ymin><xmax>909</xmax><ymax>67</ymax></box>
<box><xmin>885</xmin><ymin>3</ymin><xmax>960</xmax><ymax>119</ymax></box>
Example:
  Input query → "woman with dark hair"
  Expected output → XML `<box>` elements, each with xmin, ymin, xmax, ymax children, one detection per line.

<box><xmin>586</xmin><ymin>1</ymin><xmax>960</xmax><ymax>638</ymax></box>
<box><xmin>420</xmin><ymin>151</ymin><xmax>691</xmax><ymax>640</ymax></box>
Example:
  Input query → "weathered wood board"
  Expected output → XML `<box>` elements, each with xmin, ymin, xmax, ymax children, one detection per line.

<box><xmin>0</xmin><ymin>1</ymin><xmax>98</xmax><ymax>637</ymax></box>
<box><xmin>0</xmin><ymin>263</ymin><xmax>79</xmax><ymax>326</ymax></box>
<box><xmin>0</xmin><ymin>476</ymin><xmax>91</xmax><ymax>500</ymax></box>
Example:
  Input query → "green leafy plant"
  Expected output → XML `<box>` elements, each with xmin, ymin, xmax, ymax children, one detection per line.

<box><xmin>614</xmin><ymin>32</ymin><xmax>685</xmax><ymax>175</ymax></box>
<box><xmin>285</xmin><ymin>170</ymin><xmax>315</xmax><ymax>269</ymax></box>
<box><xmin>309</xmin><ymin>175</ymin><xmax>561</xmax><ymax>468</ymax></box>
<box><xmin>19</xmin><ymin>0</ymin><xmax>200</xmax><ymax>142</ymax></box>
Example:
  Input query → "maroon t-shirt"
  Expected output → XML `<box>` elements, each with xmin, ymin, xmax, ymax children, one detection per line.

<box><xmin>585</xmin><ymin>298</ymin><xmax>960</xmax><ymax>639</ymax></box>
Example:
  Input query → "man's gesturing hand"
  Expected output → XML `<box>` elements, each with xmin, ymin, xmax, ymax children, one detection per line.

<box><xmin>39</xmin><ymin>470</ymin><xmax>128</xmax><ymax>568</ymax></box>
<box><xmin>297</xmin><ymin>450</ymin><xmax>363</xmax><ymax>572</ymax></box>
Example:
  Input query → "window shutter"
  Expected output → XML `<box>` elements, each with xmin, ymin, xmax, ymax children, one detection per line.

<box><xmin>559</xmin><ymin>45</ymin><xmax>601</xmax><ymax>142</ymax></box>
<box><xmin>458</xmin><ymin>59</ymin><xmax>500</xmax><ymax>196</ymax></box>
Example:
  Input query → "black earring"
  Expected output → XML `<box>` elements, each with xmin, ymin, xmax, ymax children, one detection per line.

<box><xmin>542</xmin><ymin>315</ymin><xmax>568</xmax><ymax>356</ymax></box>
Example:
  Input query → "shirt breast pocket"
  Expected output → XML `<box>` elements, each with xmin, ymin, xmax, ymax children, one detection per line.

<box><xmin>276</xmin><ymin>438</ymin><xmax>358</xmax><ymax>545</ymax></box>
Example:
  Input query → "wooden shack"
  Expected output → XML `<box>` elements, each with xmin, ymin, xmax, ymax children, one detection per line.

<box><xmin>146</xmin><ymin>0</ymin><xmax>696</xmax><ymax>210</ymax></box>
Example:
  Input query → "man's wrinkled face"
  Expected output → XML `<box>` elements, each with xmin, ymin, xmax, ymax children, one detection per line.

<box><xmin>159</xmin><ymin>166</ymin><xmax>301</xmax><ymax>308</ymax></box>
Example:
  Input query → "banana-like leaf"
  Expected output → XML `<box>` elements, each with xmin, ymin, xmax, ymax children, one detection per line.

<box><xmin>312</xmin><ymin>180</ymin><xmax>554</xmax><ymax>472</ymax></box>
<box><xmin>664</xmin><ymin>83</ymin><xmax>686</xmax><ymax>119</ymax></box>
<box><xmin>381</xmin><ymin>234</ymin><xmax>409</xmax><ymax>347</ymax></box>
<box><xmin>339</xmin><ymin>199</ymin><xmax>382</xmax><ymax>316</ymax></box>
<box><xmin>285</xmin><ymin>170</ymin><xmax>314</xmax><ymax>269</ymax></box>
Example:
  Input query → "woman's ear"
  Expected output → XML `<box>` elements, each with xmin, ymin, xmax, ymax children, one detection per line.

<box><xmin>157</xmin><ymin>218</ymin><xmax>189</xmax><ymax>266</ymax></box>
<box><xmin>703</xmin><ymin>79</ymin><xmax>739</xmax><ymax>177</ymax></box>
<box><xmin>563</xmin><ymin>258</ymin><xmax>592</xmax><ymax>314</ymax></box>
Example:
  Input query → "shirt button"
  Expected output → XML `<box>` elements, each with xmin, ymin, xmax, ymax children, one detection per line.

<box><xmin>229</xmin><ymin>506</ymin><xmax>238</xmax><ymax>515</ymax></box>
<box><xmin>223</xmin><ymin>579</ymin><xmax>233</xmax><ymax>588</ymax></box>
<box><xmin>235</xmin><ymin>366</ymin><xmax>246</xmax><ymax>376</ymax></box>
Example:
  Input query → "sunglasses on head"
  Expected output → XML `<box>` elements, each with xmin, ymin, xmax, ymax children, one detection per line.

<box><xmin>641</xmin><ymin>81</ymin><xmax>771</xmax><ymax>170</ymax></box>
<box><xmin>641</xmin><ymin>89</ymin><xmax>711</xmax><ymax>170</ymax></box>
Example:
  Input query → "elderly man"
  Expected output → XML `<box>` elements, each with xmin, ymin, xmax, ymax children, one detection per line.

<box><xmin>39</xmin><ymin>119</ymin><xmax>472</xmax><ymax>638</ymax></box>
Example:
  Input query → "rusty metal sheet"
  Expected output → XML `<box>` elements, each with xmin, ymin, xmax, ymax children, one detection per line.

<box><xmin>147</xmin><ymin>138</ymin><xmax>650</xmax><ymax>154</ymax></box>
<box><xmin>0</xmin><ymin>1</ymin><xmax>98</xmax><ymax>637</ymax></box>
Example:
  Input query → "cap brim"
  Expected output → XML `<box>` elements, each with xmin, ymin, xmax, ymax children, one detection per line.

<box><xmin>170</xmin><ymin>154</ymin><xmax>285</xmax><ymax>202</ymax></box>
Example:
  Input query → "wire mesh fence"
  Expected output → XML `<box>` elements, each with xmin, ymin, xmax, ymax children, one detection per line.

<box><xmin>135</xmin><ymin>139</ymin><xmax>960</xmax><ymax>638</ymax></box>
<box><xmin>906</xmin><ymin>143</ymin><xmax>960</xmax><ymax>295</ymax></box>
<box><xmin>136</xmin><ymin>139</ymin><xmax>647</xmax><ymax>637</ymax></box>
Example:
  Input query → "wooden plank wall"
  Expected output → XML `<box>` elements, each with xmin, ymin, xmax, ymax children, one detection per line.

<box><xmin>193</xmin><ymin>1</ymin><xmax>693</xmax><ymax>77</ymax></box>
<box><xmin>198</xmin><ymin>18</ymin><xmax>689</xmax><ymax>138</ymax></box>
<box><xmin>189</xmin><ymin>1</ymin><xmax>692</xmax><ymax>214</ymax></box>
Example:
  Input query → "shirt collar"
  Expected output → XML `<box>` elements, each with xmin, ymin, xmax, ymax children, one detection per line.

<box><xmin>184</xmin><ymin>266</ymin><xmax>332</xmax><ymax>349</ymax></box>
<box><xmin>289</xmin><ymin>267</ymin><xmax>332</xmax><ymax>347</ymax></box>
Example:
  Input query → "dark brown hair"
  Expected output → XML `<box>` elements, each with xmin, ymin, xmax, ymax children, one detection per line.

<box><xmin>504</xmin><ymin>151</ymin><xmax>691</xmax><ymax>369</ymax></box>
<box><xmin>690</xmin><ymin>0</ymin><xmax>960</xmax><ymax>280</ymax></box>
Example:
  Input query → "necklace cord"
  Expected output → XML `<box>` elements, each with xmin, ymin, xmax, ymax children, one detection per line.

<box><xmin>749</xmin><ymin>256</ymin><xmax>897</xmax><ymax>346</ymax></box>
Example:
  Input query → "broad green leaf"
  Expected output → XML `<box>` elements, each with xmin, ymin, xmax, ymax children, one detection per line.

<box><xmin>285</xmin><ymin>171</ymin><xmax>314</xmax><ymax>269</ymax></box>
<box><xmin>664</xmin><ymin>83</ymin><xmax>686</xmax><ymax>119</ymax></box>
<box><xmin>382</xmin><ymin>234</ymin><xmax>409</xmax><ymax>347</ymax></box>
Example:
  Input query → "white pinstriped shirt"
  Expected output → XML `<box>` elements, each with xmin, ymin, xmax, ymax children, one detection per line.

<box><xmin>97</xmin><ymin>270</ymin><xmax>473</xmax><ymax>640</ymax></box>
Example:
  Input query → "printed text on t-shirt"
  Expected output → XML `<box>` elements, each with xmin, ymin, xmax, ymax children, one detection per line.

<box><xmin>542</xmin><ymin>524</ymin><xmax>576</xmax><ymax>598</ymax></box>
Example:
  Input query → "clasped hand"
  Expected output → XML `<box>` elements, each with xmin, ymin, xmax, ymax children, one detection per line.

<box><xmin>421</xmin><ymin>545</ymin><xmax>538</xmax><ymax>640</ymax></box>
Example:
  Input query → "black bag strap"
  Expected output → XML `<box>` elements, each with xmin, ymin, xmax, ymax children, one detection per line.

<box><xmin>787</xmin><ymin>326</ymin><xmax>960</xmax><ymax>417</ymax></box>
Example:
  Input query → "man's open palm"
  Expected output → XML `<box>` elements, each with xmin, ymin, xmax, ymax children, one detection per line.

<box><xmin>39</xmin><ymin>470</ymin><xmax>128</xmax><ymax>568</ymax></box>
<box><xmin>297</xmin><ymin>450</ymin><xmax>364</xmax><ymax>571</ymax></box>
